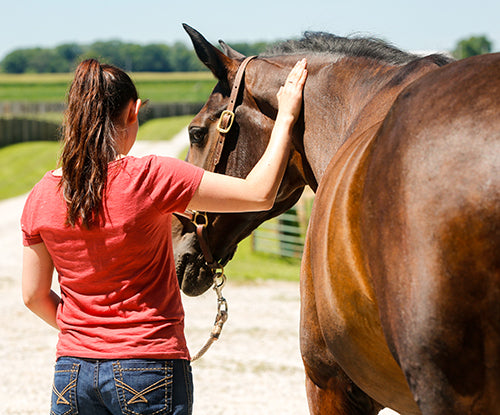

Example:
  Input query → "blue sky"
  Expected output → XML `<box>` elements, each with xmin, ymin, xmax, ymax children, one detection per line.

<box><xmin>1</xmin><ymin>0</ymin><xmax>498</xmax><ymax>60</ymax></box>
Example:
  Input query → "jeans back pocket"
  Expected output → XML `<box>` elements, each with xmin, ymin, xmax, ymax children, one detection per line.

<box><xmin>51</xmin><ymin>360</ymin><xmax>80</xmax><ymax>415</ymax></box>
<box><xmin>112</xmin><ymin>360</ymin><xmax>173</xmax><ymax>415</ymax></box>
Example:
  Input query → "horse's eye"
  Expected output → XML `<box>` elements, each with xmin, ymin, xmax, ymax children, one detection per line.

<box><xmin>188</xmin><ymin>126</ymin><xmax>208</xmax><ymax>146</ymax></box>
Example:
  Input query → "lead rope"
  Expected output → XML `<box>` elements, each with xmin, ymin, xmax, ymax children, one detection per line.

<box><xmin>191</xmin><ymin>271</ymin><xmax>228</xmax><ymax>362</ymax></box>
<box><xmin>185</xmin><ymin>212</ymin><xmax>229</xmax><ymax>362</ymax></box>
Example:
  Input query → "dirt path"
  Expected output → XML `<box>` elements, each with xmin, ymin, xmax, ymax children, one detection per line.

<box><xmin>0</xmin><ymin>132</ymin><xmax>398</xmax><ymax>414</ymax></box>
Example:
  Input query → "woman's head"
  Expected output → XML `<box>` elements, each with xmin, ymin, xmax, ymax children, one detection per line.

<box><xmin>60</xmin><ymin>58</ymin><xmax>139</xmax><ymax>228</ymax></box>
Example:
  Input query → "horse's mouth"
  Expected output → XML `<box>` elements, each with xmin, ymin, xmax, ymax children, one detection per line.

<box><xmin>176</xmin><ymin>252</ymin><xmax>212</xmax><ymax>296</ymax></box>
<box><xmin>175</xmin><ymin>246</ymin><xmax>237</xmax><ymax>297</ymax></box>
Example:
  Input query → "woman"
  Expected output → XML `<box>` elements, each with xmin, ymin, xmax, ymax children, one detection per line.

<box><xmin>21</xmin><ymin>57</ymin><xmax>307</xmax><ymax>415</ymax></box>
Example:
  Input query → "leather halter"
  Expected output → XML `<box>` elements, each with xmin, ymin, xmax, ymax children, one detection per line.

<box><xmin>175</xmin><ymin>56</ymin><xmax>257</xmax><ymax>361</ymax></box>
<box><xmin>176</xmin><ymin>55</ymin><xmax>256</xmax><ymax>269</ymax></box>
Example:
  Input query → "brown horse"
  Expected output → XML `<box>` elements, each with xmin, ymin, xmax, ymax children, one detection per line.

<box><xmin>172</xmin><ymin>24</ymin><xmax>500</xmax><ymax>414</ymax></box>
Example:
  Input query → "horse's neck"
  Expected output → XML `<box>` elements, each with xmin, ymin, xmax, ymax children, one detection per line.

<box><xmin>299</xmin><ymin>57</ymin><xmax>441</xmax><ymax>189</ymax></box>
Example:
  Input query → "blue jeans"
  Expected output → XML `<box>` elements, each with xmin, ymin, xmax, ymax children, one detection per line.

<box><xmin>51</xmin><ymin>357</ymin><xmax>193</xmax><ymax>415</ymax></box>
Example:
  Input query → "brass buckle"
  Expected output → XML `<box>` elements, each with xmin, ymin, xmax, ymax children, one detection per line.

<box><xmin>216</xmin><ymin>110</ymin><xmax>235</xmax><ymax>134</ymax></box>
<box><xmin>192</xmin><ymin>211</ymin><xmax>208</xmax><ymax>228</ymax></box>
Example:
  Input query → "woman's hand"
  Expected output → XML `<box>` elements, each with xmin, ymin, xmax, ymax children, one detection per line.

<box><xmin>276</xmin><ymin>58</ymin><xmax>308</xmax><ymax>123</ymax></box>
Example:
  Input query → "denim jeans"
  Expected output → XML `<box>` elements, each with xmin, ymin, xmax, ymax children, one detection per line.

<box><xmin>51</xmin><ymin>357</ymin><xmax>193</xmax><ymax>415</ymax></box>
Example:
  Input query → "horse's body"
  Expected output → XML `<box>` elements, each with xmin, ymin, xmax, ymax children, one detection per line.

<box><xmin>174</xmin><ymin>25</ymin><xmax>500</xmax><ymax>414</ymax></box>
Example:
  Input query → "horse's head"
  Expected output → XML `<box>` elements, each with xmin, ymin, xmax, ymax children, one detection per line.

<box><xmin>173</xmin><ymin>25</ymin><xmax>307</xmax><ymax>296</ymax></box>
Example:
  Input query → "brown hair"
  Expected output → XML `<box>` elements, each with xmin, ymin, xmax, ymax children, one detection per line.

<box><xmin>59</xmin><ymin>59</ymin><xmax>138</xmax><ymax>228</ymax></box>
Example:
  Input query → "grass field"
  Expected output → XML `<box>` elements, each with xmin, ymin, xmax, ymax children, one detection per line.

<box><xmin>0</xmin><ymin>116</ymin><xmax>192</xmax><ymax>199</ymax></box>
<box><xmin>225</xmin><ymin>236</ymin><xmax>301</xmax><ymax>282</ymax></box>
<box><xmin>0</xmin><ymin>71</ymin><xmax>216</xmax><ymax>103</ymax></box>
<box><xmin>0</xmin><ymin>141</ymin><xmax>61</xmax><ymax>199</ymax></box>
<box><xmin>136</xmin><ymin>115</ymin><xmax>193</xmax><ymax>141</ymax></box>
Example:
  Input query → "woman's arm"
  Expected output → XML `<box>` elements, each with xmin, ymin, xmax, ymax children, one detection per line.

<box><xmin>22</xmin><ymin>243</ymin><xmax>60</xmax><ymax>330</ymax></box>
<box><xmin>187</xmin><ymin>58</ymin><xmax>308</xmax><ymax>213</ymax></box>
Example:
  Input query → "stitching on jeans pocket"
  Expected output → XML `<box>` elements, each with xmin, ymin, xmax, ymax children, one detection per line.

<box><xmin>112</xmin><ymin>360</ymin><xmax>173</xmax><ymax>415</ymax></box>
<box><xmin>51</xmin><ymin>361</ymin><xmax>80</xmax><ymax>415</ymax></box>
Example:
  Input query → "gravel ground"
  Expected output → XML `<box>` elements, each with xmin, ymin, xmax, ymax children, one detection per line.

<box><xmin>0</xmin><ymin>131</ymin><xmax>398</xmax><ymax>414</ymax></box>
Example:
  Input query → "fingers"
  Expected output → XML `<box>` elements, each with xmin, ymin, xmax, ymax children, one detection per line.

<box><xmin>279</xmin><ymin>58</ymin><xmax>307</xmax><ymax>98</ymax></box>
<box><xmin>277</xmin><ymin>58</ymin><xmax>307</xmax><ymax>101</ymax></box>
<box><xmin>297</xmin><ymin>59</ymin><xmax>308</xmax><ymax>85</ymax></box>
<box><xmin>280</xmin><ymin>58</ymin><xmax>307</xmax><ymax>92</ymax></box>
<box><xmin>276</xmin><ymin>59</ymin><xmax>308</xmax><ymax>122</ymax></box>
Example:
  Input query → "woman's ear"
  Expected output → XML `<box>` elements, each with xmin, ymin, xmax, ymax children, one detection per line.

<box><xmin>127</xmin><ymin>99</ymin><xmax>142</xmax><ymax>124</ymax></box>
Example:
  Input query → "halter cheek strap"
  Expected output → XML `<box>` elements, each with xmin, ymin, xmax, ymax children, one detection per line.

<box><xmin>209</xmin><ymin>55</ymin><xmax>256</xmax><ymax>172</ymax></box>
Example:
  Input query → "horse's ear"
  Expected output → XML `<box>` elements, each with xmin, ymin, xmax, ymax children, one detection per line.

<box><xmin>218</xmin><ymin>40</ymin><xmax>246</xmax><ymax>60</ymax></box>
<box><xmin>182</xmin><ymin>23</ymin><xmax>237</xmax><ymax>81</ymax></box>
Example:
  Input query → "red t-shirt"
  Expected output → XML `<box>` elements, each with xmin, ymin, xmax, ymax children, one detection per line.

<box><xmin>21</xmin><ymin>155</ymin><xmax>204</xmax><ymax>360</ymax></box>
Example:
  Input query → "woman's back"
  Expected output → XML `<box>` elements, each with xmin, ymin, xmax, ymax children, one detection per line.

<box><xmin>22</xmin><ymin>155</ymin><xmax>203</xmax><ymax>359</ymax></box>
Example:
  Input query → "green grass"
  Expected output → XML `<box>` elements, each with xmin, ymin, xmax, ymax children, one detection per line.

<box><xmin>0</xmin><ymin>115</ymin><xmax>193</xmax><ymax>199</ymax></box>
<box><xmin>0</xmin><ymin>141</ymin><xmax>61</xmax><ymax>199</ymax></box>
<box><xmin>137</xmin><ymin>115</ymin><xmax>193</xmax><ymax>141</ymax></box>
<box><xmin>0</xmin><ymin>72</ymin><xmax>216</xmax><ymax>103</ymax></box>
<box><xmin>225</xmin><ymin>236</ymin><xmax>301</xmax><ymax>282</ymax></box>
<box><xmin>134</xmin><ymin>79</ymin><xmax>215</xmax><ymax>103</ymax></box>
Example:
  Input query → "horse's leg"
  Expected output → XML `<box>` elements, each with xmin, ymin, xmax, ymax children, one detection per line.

<box><xmin>300</xmin><ymin>241</ymin><xmax>383</xmax><ymax>415</ymax></box>
<box><xmin>303</xmin><ymin>360</ymin><xmax>383</xmax><ymax>415</ymax></box>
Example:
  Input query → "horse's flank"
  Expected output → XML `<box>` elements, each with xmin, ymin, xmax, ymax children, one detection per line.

<box><xmin>360</xmin><ymin>54</ymin><xmax>500</xmax><ymax>413</ymax></box>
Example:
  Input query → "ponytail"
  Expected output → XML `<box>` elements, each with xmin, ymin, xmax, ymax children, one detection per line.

<box><xmin>59</xmin><ymin>59</ymin><xmax>138</xmax><ymax>228</ymax></box>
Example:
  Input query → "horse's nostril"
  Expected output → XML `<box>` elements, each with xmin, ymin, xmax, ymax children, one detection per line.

<box><xmin>178</xmin><ymin>253</ymin><xmax>216</xmax><ymax>297</ymax></box>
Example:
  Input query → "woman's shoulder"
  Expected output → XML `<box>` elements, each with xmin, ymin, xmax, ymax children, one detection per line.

<box><xmin>118</xmin><ymin>154</ymin><xmax>204</xmax><ymax>191</ymax></box>
<box><xmin>120</xmin><ymin>154</ymin><xmax>198</xmax><ymax>174</ymax></box>
<box><xmin>31</xmin><ymin>170</ymin><xmax>61</xmax><ymax>190</ymax></box>
<box><xmin>23</xmin><ymin>171</ymin><xmax>62</xmax><ymax>212</ymax></box>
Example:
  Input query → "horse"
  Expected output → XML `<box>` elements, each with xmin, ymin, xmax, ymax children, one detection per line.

<box><xmin>172</xmin><ymin>24</ymin><xmax>500</xmax><ymax>414</ymax></box>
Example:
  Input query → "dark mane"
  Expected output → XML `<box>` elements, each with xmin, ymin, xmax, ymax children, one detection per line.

<box><xmin>263</xmin><ymin>31</ymin><xmax>453</xmax><ymax>66</ymax></box>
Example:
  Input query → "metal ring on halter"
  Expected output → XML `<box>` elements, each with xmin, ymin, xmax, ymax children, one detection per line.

<box><xmin>213</xmin><ymin>272</ymin><xmax>226</xmax><ymax>289</ymax></box>
<box><xmin>192</xmin><ymin>210</ymin><xmax>208</xmax><ymax>228</ymax></box>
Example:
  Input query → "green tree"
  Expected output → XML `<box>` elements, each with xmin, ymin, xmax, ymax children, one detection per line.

<box><xmin>83</xmin><ymin>40</ymin><xmax>128</xmax><ymax>68</ymax></box>
<box><xmin>55</xmin><ymin>43</ymin><xmax>84</xmax><ymax>71</ymax></box>
<box><xmin>136</xmin><ymin>44</ymin><xmax>171</xmax><ymax>72</ymax></box>
<box><xmin>29</xmin><ymin>48</ymin><xmax>68</xmax><ymax>73</ymax></box>
<box><xmin>1</xmin><ymin>49</ymin><xmax>30</xmax><ymax>73</ymax></box>
<box><xmin>1</xmin><ymin>47</ymin><xmax>68</xmax><ymax>73</ymax></box>
<box><xmin>223</xmin><ymin>41</ymin><xmax>271</xmax><ymax>57</ymax></box>
<box><xmin>169</xmin><ymin>42</ymin><xmax>204</xmax><ymax>71</ymax></box>
<box><xmin>0</xmin><ymin>39</ymin><xmax>274</xmax><ymax>73</ymax></box>
<box><xmin>453</xmin><ymin>35</ymin><xmax>493</xmax><ymax>59</ymax></box>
